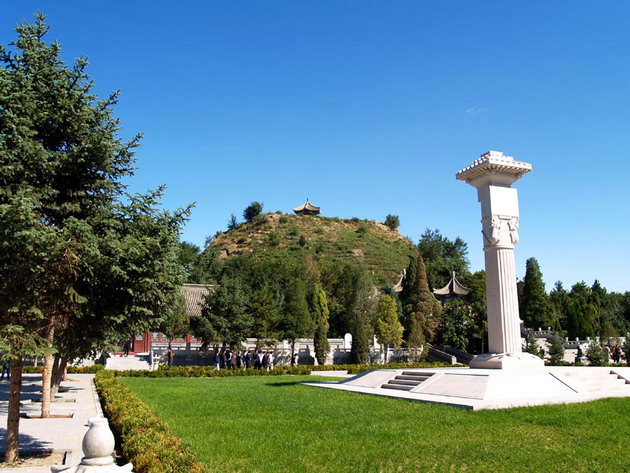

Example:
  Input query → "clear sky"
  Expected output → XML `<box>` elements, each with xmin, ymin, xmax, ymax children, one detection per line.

<box><xmin>3</xmin><ymin>2</ymin><xmax>630</xmax><ymax>293</ymax></box>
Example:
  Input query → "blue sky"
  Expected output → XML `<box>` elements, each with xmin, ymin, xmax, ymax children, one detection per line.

<box><xmin>3</xmin><ymin>2</ymin><xmax>630</xmax><ymax>292</ymax></box>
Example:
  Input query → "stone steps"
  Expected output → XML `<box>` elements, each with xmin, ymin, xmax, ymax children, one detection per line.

<box><xmin>105</xmin><ymin>354</ymin><xmax>152</xmax><ymax>371</ymax></box>
<box><xmin>560</xmin><ymin>369</ymin><xmax>630</xmax><ymax>393</ymax></box>
<box><xmin>381</xmin><ymin>372</ymin><xmax>435</xmax><ymax>392</ymax></box>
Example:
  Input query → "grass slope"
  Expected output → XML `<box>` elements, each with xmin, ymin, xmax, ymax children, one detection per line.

<box><xmin>211</xmin><ymin>213</ymin><xmax>415</xmax><ymax>287</ymax></box>
<box><xmin>122</xmin><ymin>375</ymin><xmax>630</xmax><ymax>473</ymax></box>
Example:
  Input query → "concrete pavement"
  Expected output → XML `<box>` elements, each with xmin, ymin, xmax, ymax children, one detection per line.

<box><xmin>0</xmin><ymin>373</ymin><xmax>100</xmax><ymax>473</ymax></box>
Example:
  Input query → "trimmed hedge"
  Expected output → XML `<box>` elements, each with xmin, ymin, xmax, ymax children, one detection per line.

<box><xmin>110</xmin><ymin>362</ymin><xmax>456</xmax><ymax>378</ymax></box>
<box><xmin>22</xmin><ymin>364</ymin><xmax>105</xmax><ymax>374</ymax></box>
<box><xmin>95</xmin><ymin>370</ymin><xmax>210</xmax><ymax>473</ymax></box>
<box><xmin>311</xmin><ymin>362</ymin><xmax>456</xmax><ymax>374</ymax></box>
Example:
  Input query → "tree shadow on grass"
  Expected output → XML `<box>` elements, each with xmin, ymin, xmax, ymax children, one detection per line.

<box><xmin>266</xmin><ymin>381</ymin><xmax>306</xmax><ymax>387</ymax></box>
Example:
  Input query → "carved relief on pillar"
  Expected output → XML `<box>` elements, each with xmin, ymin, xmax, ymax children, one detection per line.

<box><xmin>481</xmin><ymin>215</ymin><xmax>519</xmax><ymax>248</ymax></box>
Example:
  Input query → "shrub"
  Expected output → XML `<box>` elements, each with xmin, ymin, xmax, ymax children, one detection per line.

<box><xmin>356</xmin><ymin>225</ymin><xmax>368</xmax><ymax>235</ymax></box>
<box><xmin>95</xmin><ymin>371</ymin><xmax>210</xmax><ymax>473</ymax></box>
<box><xmin>267</xmin><ymin>231</ymin><xmax>280</xmax><ymax>246</ymax></box>
<box><xmin>384</xmin><ymin>214</ymin><xmax>400</xmax><ymax>230</ymax></box>
<box><xmin>23</xmin><ymin>364</ymin><xmax>105</xmax><ymax>374</ymax></box>
<box><xmin>298</xmin><ymin>236</ymin><xmax>307</xmax><ymax>247</ymax></box>
<box><xmin>585</xmin><ymin>341</ymin><xmax>608</xmax><ymax>366</ymax></box>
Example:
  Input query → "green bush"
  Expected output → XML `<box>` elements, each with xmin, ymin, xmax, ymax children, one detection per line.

<box><xmin>22</xmin><ymin>364</ymin><xmax>105</xmax><ymax>374</ymax></box>
<box><xmin>95</xmin><ymin>371</ymin><xmax>210</xmax><ymax>473</ymax></box>
<box><xmin>585</xmin><ymin>341</ymin><xmax>609</xmax><ymax>366</ymax></box>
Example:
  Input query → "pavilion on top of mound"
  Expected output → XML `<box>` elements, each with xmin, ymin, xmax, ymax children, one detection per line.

<box><xmin>293</xmin><ymin>199</ymin><xmax>321</xmax><ymax>215</ymax></box>
<box><xmin>433</xmin><ymin>272</ymin><xmax>471</xmax><ymax>302</ymax></box>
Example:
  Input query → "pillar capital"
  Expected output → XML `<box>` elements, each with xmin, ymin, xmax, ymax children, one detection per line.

<box><xmin>456</xmin><ymin>150</ymin><xmax>531</xmax><ymax>188</ymax></box>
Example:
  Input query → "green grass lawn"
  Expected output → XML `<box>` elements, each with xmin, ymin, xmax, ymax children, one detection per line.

<box><xmin>121</xmin><ymin>375</ymin><xmax>630</xmax><ymax>473</ymax></box>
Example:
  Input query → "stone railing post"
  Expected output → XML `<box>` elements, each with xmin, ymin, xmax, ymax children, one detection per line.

<box><xmin>52</xmin><ymin>417</ymin><xmax>133</xmax><ymax>472</ymax></box>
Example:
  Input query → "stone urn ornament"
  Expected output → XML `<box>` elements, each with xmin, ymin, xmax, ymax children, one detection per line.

<box><xmin>52</xmin><ymin>417</ymin><xmax>133</xmax><ymax>472</ymax></box>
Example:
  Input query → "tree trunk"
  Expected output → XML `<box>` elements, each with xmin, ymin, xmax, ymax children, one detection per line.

<box><xmin>5</xmin><ymin>357</ymin><xmax>23</xmax><ymax>464</ymax></box>
<box><xmin>40</xmin><ymin>324</ymin><xmax>55</xmax><ymax>418</ymax></box>
<box><xmin>51</xmin><ymin>355</ymin><xmax>66</xmax><ymax>397</ymax></box>
<box><xmin>384</xmin><ymin>344</ymin><xmax>388</xmax><ymax>363</ymax></box>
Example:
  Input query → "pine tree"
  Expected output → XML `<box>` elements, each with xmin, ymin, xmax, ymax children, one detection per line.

<box><xmin>524</xmin><ymin>333</ymin><xmax>543</xmax><ymax>359</ymax></box>
<box><xmin>520</xmin><ymin>258</ymin><xmax>555</xmax><ymax>329</ymax></box>
<box><xmin>312</xmin><ymin>288</ymin><xmax>331</xmax><ymax>365</ymax></box>
<box><xmin>282</xmin><ymin>279</ymin><xmax>314</xmax><ymax>358</ymax></box>
<box><xmin>547</xmin><ymin>333</ymin><xmax>566</xmax><ymax>365</ymax></box>
<box><xmin>375</xmin><ymin>295</ymin><xmax>403</xmax><ymax>362</ymax></box>
<box><xmin>348</xmin><ymin>270</ymin><xmax>376</xmax><ymax>364</ymax></box>
<box><xmin>400</xmin><ymin>253</ymin><xmax>442</xmax><ymax>353</ymax></box>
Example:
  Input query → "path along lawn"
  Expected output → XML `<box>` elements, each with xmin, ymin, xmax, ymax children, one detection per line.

<box><xmin>121</xmin><ymin>375</ymin><xmax>630</xmax><ymax>473</ymax></box>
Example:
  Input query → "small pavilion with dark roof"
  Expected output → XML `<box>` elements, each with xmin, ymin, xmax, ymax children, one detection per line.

<box><xmin>293</xmin><ymin>199</ymin><xmax>321</xmax><ymax>215</ymax></box>
<box><xmin>433</xmin><ymin>272</ymin><xmax>471</xmax><ymax>303</ymax></box>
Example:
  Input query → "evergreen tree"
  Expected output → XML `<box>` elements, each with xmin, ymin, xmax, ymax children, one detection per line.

<box><xmin>0</xmin><ymin>15</ymin><xmax>188</xmax><ymax>461</ymax></box>
<box><xmin>547</xmin><ymin>333</ymin><xmax>566</xmax><ymax>365</ymax></box>
<box><xmin>192</xmin><ymin>275</ymin><xmax>252</xmax><ymax>348</ymax></box>
<box><xmin>250</xmin><ymin>286</ymin><xmax>280</xmax><ymax>344</ymax></box>
<box><xmin>585</xmin><ymin>340</ymin><xmax>608</xmax><ymax>366</ymax></box>
<box><xmin>312</xmin><ymin>287</ymin><xmax>331</xmax><ymax>365</ymax></box>
<box><xmin>520</xmin><ymin>258</ymin><xmax>555</xmax><ymax>329</ymax></box>
<box><xmin>375</xmin><ymin>294</ymin><xmax>403</xmax><ymax>362</ymax></box>
<box><xmin>282</xmin><ymin>278</ymin><xmax>314</xmax><ymax>358</ymax></box>
<box><xmin>347</xmin><ymin>270</ymin><xmax>376</xmax><ymax>364</ymax></box>
<box><xmin>524</xmin><ymin>333</ymin><xmax>543</xmax><ymax>359</ymax></box>
<box><xmin>227</xmin><ymin>214</ymin><xmax>239</xmax><ymax>230</ymax></box>
<box><xmin>550</xmin><ymin>281</ymin><xmax>570</xmax><ymax>332</ymax></box>
<box><xmin>384</xmin><ymin>214</ymin><xmax>400</xmax><ymax>230</ymax></box>
<box><xmin>400</xmin><ymin>253</ymin><xmax>442</xmax><ymax>350</ymax></box>
<box><xmin>243</xmin><ymin>201</ymin><xmax>263</xmax><ymax>222</ymax></box>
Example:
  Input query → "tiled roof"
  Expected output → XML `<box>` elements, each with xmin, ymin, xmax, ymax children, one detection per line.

<box><xmin>181</xmin><ymin>284</ymin><xmax>212</xmax><ymax>317</ymax></box>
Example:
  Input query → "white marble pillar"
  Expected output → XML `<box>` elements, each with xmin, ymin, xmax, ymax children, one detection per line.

<box><xmin>457</xmin><ymin>151</ymin><xmax>543</xmax><ymax>369</ymax></box>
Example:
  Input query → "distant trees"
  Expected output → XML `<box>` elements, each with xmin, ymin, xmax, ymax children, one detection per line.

<box><xmin>243</xmin><ymin>201</ymin><xmax>263</xmax><ymax>222</ymax></box>
<box><xmin>418</xmin><ymin>228</ymin><xmax>469</xmax><ymax>290</ymax></box>
<box><xmin>384</xmin><ymin>214</ymin><xmax>400</xmax><ymax>230</ymax></box>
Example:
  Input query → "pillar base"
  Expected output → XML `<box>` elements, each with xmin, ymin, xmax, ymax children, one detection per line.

<box><xmin>470</xmin><ymin>352</ymin><xmax>545</xmax><ymax>370</ymax></box>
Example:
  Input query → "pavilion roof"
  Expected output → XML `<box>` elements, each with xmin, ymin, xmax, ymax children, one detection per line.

<box><xmin>293</xmin><ymin>200</ymin><xmax>321</xmax><ymax>214</ymax></box>
<box><xmin>433</xmin><ymin>272</ymin><xmax>471</xmax><ymax>297</ymax></box>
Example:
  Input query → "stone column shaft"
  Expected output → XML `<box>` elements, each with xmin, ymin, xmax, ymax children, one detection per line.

<box><xmin>485</xmin><ymin>247</ymin><xmax>521</xmax><ymax>354</ymax></box>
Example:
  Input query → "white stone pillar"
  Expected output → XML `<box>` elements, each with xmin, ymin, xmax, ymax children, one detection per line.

<box><xmin>457</xmin><ymin>151</ymin><xmax>543</xmax><ymax>369</ymax></box>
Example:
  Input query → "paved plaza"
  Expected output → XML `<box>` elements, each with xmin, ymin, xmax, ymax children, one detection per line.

<box><xmin>0</xmin><ymin>374</ymin><xmax>100</xmax><ymax>473</ymax></box>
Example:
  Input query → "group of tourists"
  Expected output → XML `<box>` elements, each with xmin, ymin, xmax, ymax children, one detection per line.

<box><xmin>606</xmin><ymin>344</ymin><xmax>624</xmax><ymax>363</ymax></box>
<box><xmin>213</xmin><ymin>349</ymin><xmax>299</xmax><ymax>370</ymax></box>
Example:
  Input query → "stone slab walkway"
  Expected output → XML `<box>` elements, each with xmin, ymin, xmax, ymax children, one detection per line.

<box><xmin>0</xmin><ymin>373</ymin><xmax>100</xmax><ymax>473</ymax></box>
